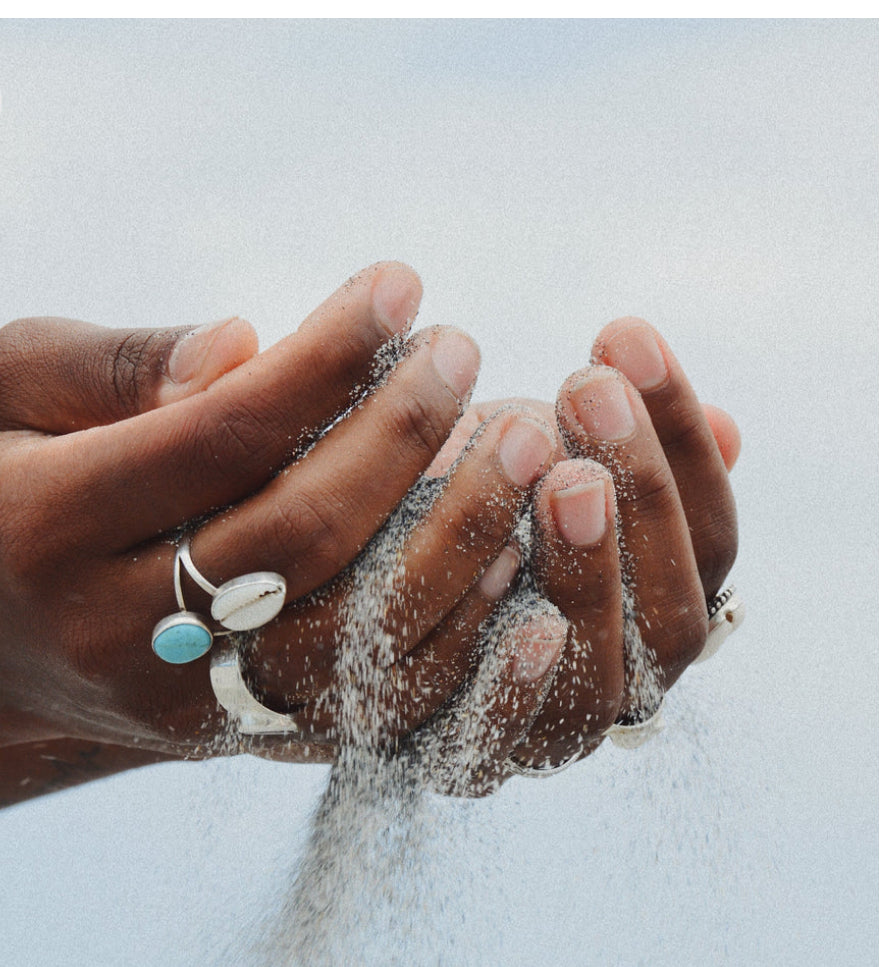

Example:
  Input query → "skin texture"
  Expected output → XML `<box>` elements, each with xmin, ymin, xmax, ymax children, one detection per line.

<box><xmin>0</xmin><ymin>268</ymin><xmax>739</xmax><ymax>806</ymax></box>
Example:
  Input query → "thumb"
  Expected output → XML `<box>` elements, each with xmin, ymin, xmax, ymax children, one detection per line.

<box><xmin>0</xmin><ymin>316</ymin><xmax>258</xmax><ymax>433</ymax></box>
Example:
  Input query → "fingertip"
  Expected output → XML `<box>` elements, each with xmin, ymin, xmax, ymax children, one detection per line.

<box><xmin>497</xmin><ymin>412</ymin><xmax>556</xmax><ymax>487</ymax></box>
<box><xmin>510</xmin><ymin>613</ymin><xmax>569</xmax><ymax>685</ymax></box>
<box><xmin>159</xmin><ymin>316</ymin><xmax>259</xmax><ymax>405</ymax></box>
<box><xmin>201</xmin><ymin>317</ymin><xmax>260</xmax><ymax>378</ymax></box>
<box><xmin>535</xmin><ymin>459</ymin><xmax>615</xmax><ymax>548</ymax></box>
<box><xmin>590</xmin><ymin>316</ymin><xmax>652</xmax><ymax>363</ymax></box>
<box><xmin>370</xmin><ymin>261</ymin><xmax>424</xmax><ymax>336</ymax></box>
<box><xmin>702</xmin><ymin>403</ymin><xmax>742</xmax><ymax>471</ymax></box>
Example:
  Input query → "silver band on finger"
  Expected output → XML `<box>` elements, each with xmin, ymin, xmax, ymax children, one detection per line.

<box><xmin>603</xmin><ymin>586</ymin><xmax>745</xmax><ymax>749</ymax></box>
<box><xmin>695</xmin><ymin>585</ymin><xmax>745</xmax><ymax>664</ymax></box>
<box><xmin>178</xmin><ymin>539</ymin><xmax>287</xmax><ymax>632</ymax></box>
<box><xmin>505</xmin><ymin>749</ymin><xmax>582</xmax><ymax>778</ymax></box>
<box><xmin>209</xmin><ymin>638</ymin><xmax>302</xmax><ymax>736</ymax></box>
<box><xmin>604</xmin><ymin>702</ymin><xmax>665</xmax><ymax>749</ymax></box>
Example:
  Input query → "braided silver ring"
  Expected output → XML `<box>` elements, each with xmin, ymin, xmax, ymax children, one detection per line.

<box><xmin>695</xmin><ymin>584</ymin><xmax>745</xmax><ymax>663</ymax></box>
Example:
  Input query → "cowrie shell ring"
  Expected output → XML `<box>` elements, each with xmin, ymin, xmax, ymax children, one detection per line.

<box><xmin>151</xmin><ymin>540</ymin><xmax>287</xmax><ymax>664</ymax></box>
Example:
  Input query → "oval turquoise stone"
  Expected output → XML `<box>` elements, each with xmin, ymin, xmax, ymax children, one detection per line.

<box><xmin>153</xmin><ymin>620</ymin><xmax>213</xmax><ymax>664</ymax></box>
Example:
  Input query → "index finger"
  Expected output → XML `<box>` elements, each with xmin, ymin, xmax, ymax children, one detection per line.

<box><xmin>25</xmin><ymin>263</ymin><xmax>424</xmax><ymax>550</ymax></box>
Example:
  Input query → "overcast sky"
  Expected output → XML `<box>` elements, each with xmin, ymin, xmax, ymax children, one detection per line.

<box><xmin>0</xmin><ymin>19</ymin><xmax>876</xmax><ymax>967</ymax></box>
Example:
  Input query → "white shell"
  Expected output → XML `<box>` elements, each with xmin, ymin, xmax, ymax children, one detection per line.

<box><xmin>210</xmin><ymin>572</ymin><xmax>287</xmax><ymax>631</ymax></box>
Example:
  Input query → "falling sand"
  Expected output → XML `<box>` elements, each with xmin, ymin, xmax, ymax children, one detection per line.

<box><xmin>223</xmin><ymin>350</ymin><xmax>665</xmax><ymax>967</ymax></box>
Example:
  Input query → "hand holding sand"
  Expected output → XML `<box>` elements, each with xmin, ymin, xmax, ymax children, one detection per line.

<box><xmin>0</xmin><ymin>264</ymin><xmax>557</xmax><ymax>803</ymax></box>
<box><xmin>422</xmin><ymin>320</ymin><xmax>739</xmax><ymax>791</ymax></box>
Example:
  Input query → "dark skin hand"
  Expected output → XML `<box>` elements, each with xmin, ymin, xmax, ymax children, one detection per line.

<box><xmin>0</xmin><ymin>263</ymin><xmax>560</xmax><ymax>805</ymax></box>
<box><xmin>0</xmin><ymin>266</ymin><xmax>739</xmax><ymax>805</ymax></box>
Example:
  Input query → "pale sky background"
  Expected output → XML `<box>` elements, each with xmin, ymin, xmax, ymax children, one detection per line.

<box><xmin>0</xmin><ymin>19</ymin><xmax>877</xmax><ymax>967</ymax></box>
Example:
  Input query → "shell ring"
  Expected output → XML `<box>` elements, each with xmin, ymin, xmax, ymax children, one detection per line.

<box><xmin>151</xmin><ymin>539</ymin><xmax>287</xmax><ymax>665</ymax></box>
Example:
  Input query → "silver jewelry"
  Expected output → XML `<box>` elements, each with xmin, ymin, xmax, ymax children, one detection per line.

<box><xmin>151</xmin><ymin>544</ymin><xmax>215</xmax><ymax>664</ymax></box>
<box><xmin>695</xmin><ymin>585</ymin><xmax>745</xmax><ymax>664</ymax></box>
<box><xmin>506</xmin><ymin>749</ymin><xmax>582</xmax><ymax>778</ymax></box>
<box><xmin>209</xmin><ymin>638</ymin><xmax>302</xmax><ymax>735</ymax></box>
<box><xmin>178</xmin><ymin>539</ymin><xmax>287</xmax><ymax>632</ymax></box>
<box><xmin>604</xmin><ymin>702</ymin><xmax>665</xmax><ymax>749</ymax></box>
<box><xmin>603</xmin><ymin>586</ymin><xmax>745</xmax><ymax>747</ymax></box>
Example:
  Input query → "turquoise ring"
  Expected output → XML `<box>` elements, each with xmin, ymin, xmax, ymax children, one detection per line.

<box><xmin>151</xmin><ymin>543</ymin><xmax>215</xmax><ymax>664</ymax></box>
<box><xmin>151</xmin><ymin>611</ymin><xmax>214</xmax><ymax>664</ymax></box>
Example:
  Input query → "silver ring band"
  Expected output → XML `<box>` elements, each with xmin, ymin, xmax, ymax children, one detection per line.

<box><xmin>604</xmin><ymin>701</ymin><xmax>665</xmax><ymax>749</ymax></box>
<box><xmin>209</xmin><ymin>638</ymin><xmax>302</xmax><ymax>736</ymax></box>
<box><xmin>506</xmin><ymin>749</ymin><xmax>582</xmax><ymax>778</ymax></box>
<box><xmin>151</xmin><ymin>544</ymin><xmax>215</xmax><ymax>665</ymax></box>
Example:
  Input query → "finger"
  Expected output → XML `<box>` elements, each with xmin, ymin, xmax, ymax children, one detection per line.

<box><xmin>591</xmin><ymin>319</ymin><xmax>738</xmax><ymax>598</ymax></box>
<box><xmin>558</xmin><ymin>364</ymin><xmax>708</xmax><ymax>696</ymax></box>
<box><xmin>92</xmin><ymin>325</ymin><xmax>487</xmax><ymax>736</ymax></box>
<box><xmin>426</xmin><ymin>397</ymin><xmax>563</xmax><ymax>478</ymax></box>
<box><xmin>184</xmin><ymin>325</ymin><xmax>482</xmax><ymax>599</ymax></box>
<box><xmin>445</xmin><ymin>611</ymin><xmax>570</xmax><ymax>797</ymax></box>
<box><xmin>283</xmin><ymin>543</ymin><xmax>523</xmax><ymax>743</ymax></box>
<box><xmin>0</xmin><ymin>316</ymin><xmax>258</xmax><ymax>432</ymax></box>
<box><xmin>512</xmin><ymin>460</ymin><xmax>625</xmax><ymax>768</ymax></box>
<box><xmin>702</xmin><ymin>403</ymin><xmax>741</xmax><ymax>472</ymax></box>
<box><xmin>221</xmin><ymin>408</ymin><xmax>555</xmax><ymax>709</ymax></box>
<box><xmin>32</xmin><ymin>262</ymin><xmax>424</xmax><ymax>548</ymax></box>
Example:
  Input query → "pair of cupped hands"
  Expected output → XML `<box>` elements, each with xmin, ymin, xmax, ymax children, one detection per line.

<box><xmin>0</xmin><ymin>263</ymin><xmax>738</xmax><ymax>805</ymax></box>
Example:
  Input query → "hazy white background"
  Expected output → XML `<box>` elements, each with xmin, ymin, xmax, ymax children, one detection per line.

<box><xmin>0</xmin><ymin>19</ymin><xmax>876</xmax><ymax>966</ymax></box>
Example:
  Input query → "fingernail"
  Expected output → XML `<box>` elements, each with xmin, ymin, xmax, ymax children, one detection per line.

<box><xmin>478</xmin><ymin>546</ymin><xmax>521</xmax><ymax>601</ymax></box>
<box><xmin>498</xmin><ymin>418</ymin><xmax>554</xmax><ymax>487</ymax></box>
<box><xmin>511</xmin><ymin>615</ymin><xmax>567</xmax><ymax>684</ymax></box>
<box><xmin>372</xmin><ymin>267</ymin><xmax>423</xmax><ymax>336</ymax></box>
<box><xmin>167</xmin><ymin>318</ymin><xmax>243</xmax><ymax>385</ymax></box>
<box><xmin>551</xmin><ymin>479</ymin><xmax>608</xmax><ymax>547</ymax></box>
<box><xmin>603</xmin><ymin>324</ymin><xmax>669</xmax><ymax>391</ymax></box>
<box><xmin>571</xmin><ymin>372</ymin><xmax>636</xmax><ymax>441</ymax></box>
<box><xmin>431</xmin><ymin>330</ymin><xmax>481</xmax><ymax>402</ymax></box>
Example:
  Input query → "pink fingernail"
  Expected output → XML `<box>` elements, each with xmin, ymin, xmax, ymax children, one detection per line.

<box><xmin>551</xmin><ymin>479</ymin><xmax>608</xmax><ymax>547</ymax></box>
<box><xmin>511</xmin><ymin>615</ymin><xmax>567</xmax><ymax>684</ymax></box>
<box><xmin>166</xmin><ymin>318</ymin><xmax>247</xmax><ymax>385</ymax></box>
<box><xmin>603</xmin><ymin>324</ymin><xmax>669</xmax><ymax>391</ymax></box>
<box><xmin>478</xmin><ymin>546</ymin><xmax>520</xmax><ymax>601</ymax></box>
<box><xmin>570</xmin><ymin>372</ymin><xmax>636</xmax><ymax>441</ymax></box>
<box><xmin>498</xmin><ymin>418</ymin><xmax>554</xmax><ymax>487</ymax></box>
<box><xmin>371</xmin><ymin>266</ymin><xmax>423</xmax><ymax>336</ymax></box>
<box><xmin>431</xmin><ymin>330</ymin><xmax>481</xmax><ymax>402</ymax></box>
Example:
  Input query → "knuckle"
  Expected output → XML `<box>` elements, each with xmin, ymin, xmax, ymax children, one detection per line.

<box><xmin>695</xmin><ymin>520</ymin><xmax>739</xmax><ymax>594</ymax></box>
<box><xmin>0</xmin><ymin>320</ymin><xmax>45</xmax><ymax>417</ymax></box>
<box><xmin>656</xmin><ymin>401</ymin><xmax>711</xmax><ymax>453</ymax></box>
<box><xmin>103</xmin><ymin>330</ymin><xmax>168</xmax><ymax>416</ymax></box>
<box><xmin>656</xmin><ymin>590</ymin><xmax>710</xmax><ymax>668</ymax></box>
<box><xmin>266</xmin><ymin>491</ymin><xmax>351</xmax><ymax>580</ymax></box>
<box><xmin>190</xmin><ymin>399</ymin><xmax>278</xmax><ymax>485</ymax></box>
<box><xmin>0</xmin><ymin>494</ymin><xmax>71</xmax><ymax>594</ymax></box>
<box><xmin>446</xmin><ymin>492</ymin><xmax>514</xmax><ymax>556</ymax></box>
<box><xmin>620</xmin><ymin>457</ymin><xmax>675</xmax><ymax>516</ymax></box>
<box><xmin>385</xmin><ymin>392</ymin><xmax>452</xmax><ymax>466</ymax></box>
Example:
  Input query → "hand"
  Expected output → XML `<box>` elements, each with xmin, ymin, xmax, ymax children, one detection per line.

<box><xmin>422</xmin><ymin>318</ymin><xmax>739</xmax><ymax>792</ymax></box>
<box><xmin>509</xmin><ymin>317</ymin><xmax>739</xmax><ymax>772</ymax></box>
<box><xmin>0</xmin><ymin>263</ymin><xmax>560</xmax><ymax>805</ymax></box>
